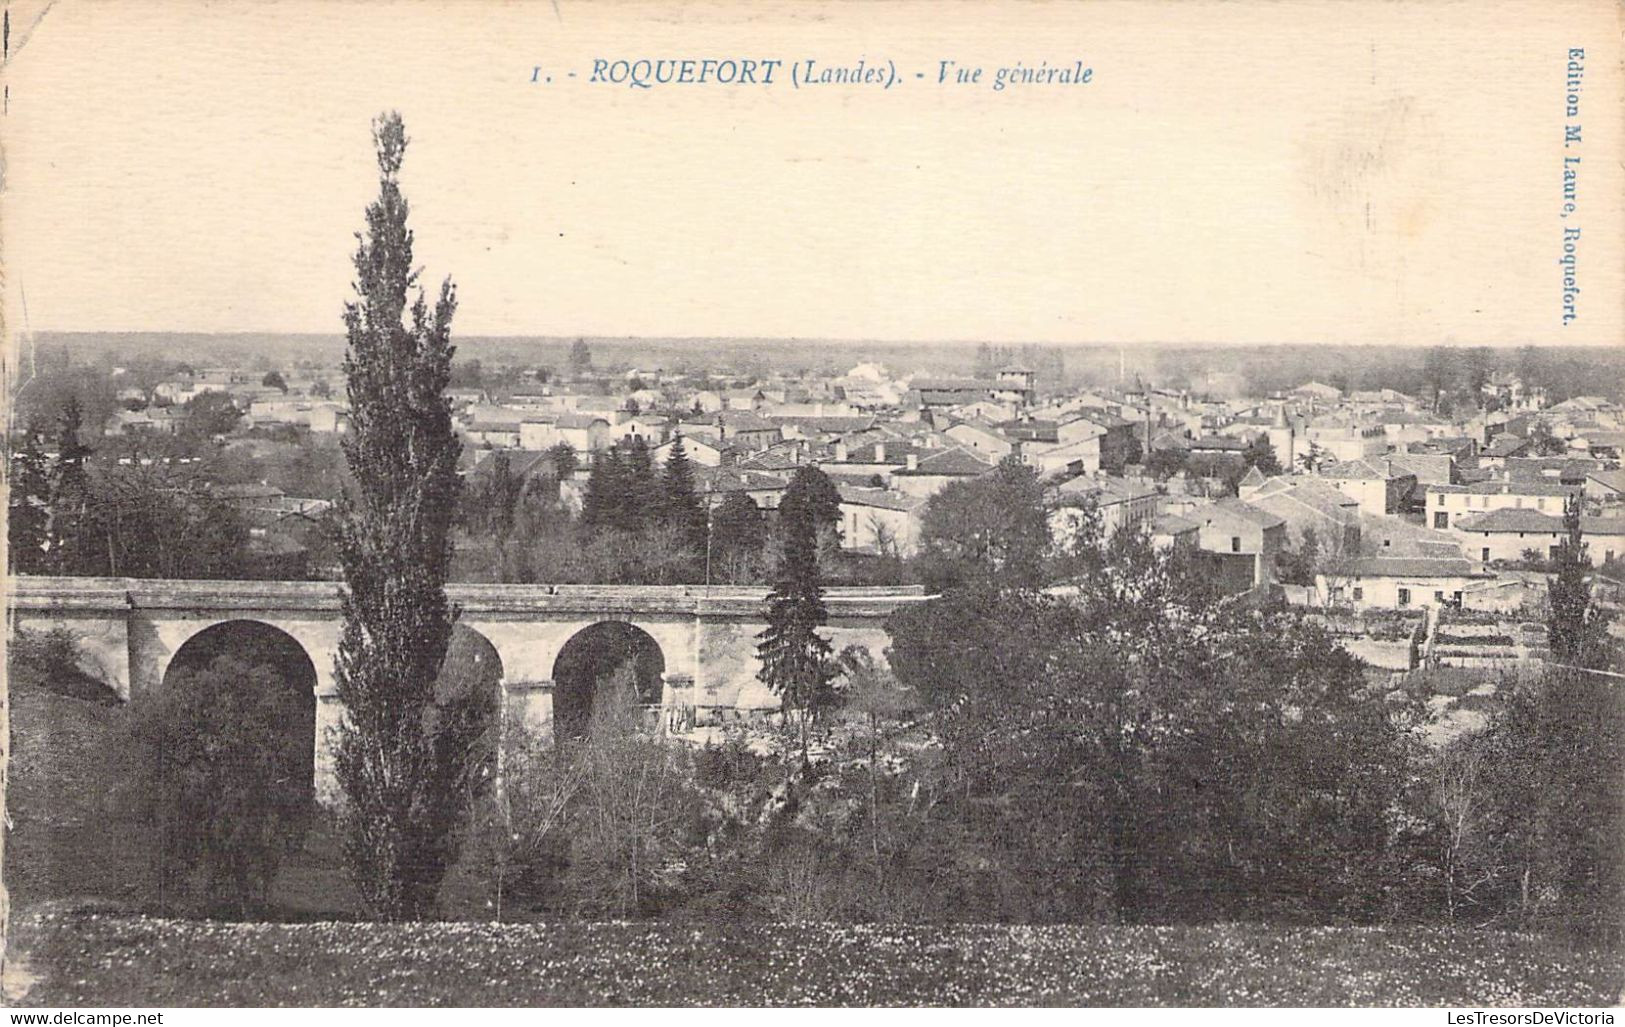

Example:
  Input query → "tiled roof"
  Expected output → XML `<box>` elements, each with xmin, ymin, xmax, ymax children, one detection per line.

<box><xmin>1350</xmin><ymin>556</ymin><xmax>1484</xmax><ymax>579</ymax></box>
<box><xmin>892</xmin><ymin>447</ymin><xmax>995</xmax><ymax>477</ymax></box>
<box><xmin>836</xmin><ymin>486</ymin><xmax>926</xmax><ymax>512</ymax></box>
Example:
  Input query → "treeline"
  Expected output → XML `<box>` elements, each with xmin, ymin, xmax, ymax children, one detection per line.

<box><xmin>7</xmin><ymin>399</ymin><xmax>285</xmax><ymax>579</ymax></box>
<box><xmin>1152</xmin><ymin>344</ymin><xmax>1625</xmax><ymax>407</ymax></box>
<box><xmin>452</xmin><ymin>436</ymin><xmax>855</xmax><ymax>587</ymax></box>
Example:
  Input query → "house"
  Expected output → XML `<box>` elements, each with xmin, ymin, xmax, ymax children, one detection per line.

<box><xmin>836</xmin><ymin>485</ymin><xmax>926</xmax><ymax>556</ymax></box>
<box><xmin>680</xmin><ymin>411</ymin><xmax>782</xmax><ymax>451</ymax></box>
<box><xmin>1026</xmin><ymin>433</ymin><xmax>1104</xmax><ymax>477</ymax></box>
<box><xmin>1426</xmin><ymin>479</ymin><xmax>1580</xmax><ymax>530</ymax></box>
<box><xmin>1290</xmin><ymin>381</ymin><xmax>1343</xmax><ymax>403</ymax></box>
<box><xmin>1150</xmin><ymin>512</ymin><xmax>1200</xmax><ymax>552</ymax></box>
<box><xmin>1324</xmin><ymin>518</ymin><xmax>1489</xmax><ymax>610</ymax></box>
<box><xmin>1584</xmin><ymin>468</ymin><xmax>1625</xmax><ymax>505</ymax></box>
<box><xmin>1317</xmin><ymin>459</ymin><xmax>1416</xmax><ymax>517</ymax></box>
<box><xmin>907</xmin><ymin>378</ymin><xmax>1012</xmax><ymax>411</ymax></box>
<box><xmin>518</xmin><ymin>413</ymin><xmax>613</xmax><ymax>453</ymax></box>
<box><xmin>1304</xmin><ymin>422</ymin><xmax>1388</xmax><ymax>463</ymax></box>
<box><xmin>945</xmin><ymin>419</ymin><xmax>1019</xmax><ymax>462</ymax></box>
<box><xmin>888</xmin><ymin>447</ymin><xmax>995</xmax><ymax>498</ymax></box>
<box><xmin>1187</xmin><ymin>499</ymin><xmax>1286</xmax><ymax>594</ymax></box>
<box><xmin>695</xmin><ymin>467</ymin><xmax>791</xmax><ymax>511</ymax></box>
<box><xmin>1241</xmin><ymin>475</ymin><xmax>1362</xmax><ymax>552</ymax></box>
<box><xmin>651</xmin><ymin>435</ymin><xmax>727</xmax><ymax>468</ymax></box>
<box><xmin>1049</xmin><ymin>474</ymin><xmax>1160</xmax><ymax>544</ymax></box>
<box><xmin>1481</xmin><ymin>433</ymin><xmax>1534</xmax><ymax>463</ymax></box>
<box><xmin>463</xmin><ymin>404</ymin><xmax>525</xmax><ymax>448</ymax></box>
<box><xmin>1452</xmin><ymin>509</ymin><xmax>1625</xmax><ymax>565</ymax></box>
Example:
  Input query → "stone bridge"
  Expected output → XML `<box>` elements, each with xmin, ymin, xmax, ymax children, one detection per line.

<box><xmin>8</xmin><ymin>576</ymin><xmax>930</xmax><ymax>794</ymax></box>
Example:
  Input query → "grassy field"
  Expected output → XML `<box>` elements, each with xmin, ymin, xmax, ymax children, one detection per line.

<box><xmin>8</xmin><ymin>912</ymin><xmax>1623</xmax><ymax>1006</ymax></box>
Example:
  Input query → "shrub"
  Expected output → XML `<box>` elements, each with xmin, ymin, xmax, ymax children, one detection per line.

<box><xmin>7</xmin><ymin>626</ymin><xmax>118</xmax><ymax>704</ymax></box>
<box><xmin>127</xmin><ymin>654</ymin><xmax>314</xmax><ymax>916</ymax></box>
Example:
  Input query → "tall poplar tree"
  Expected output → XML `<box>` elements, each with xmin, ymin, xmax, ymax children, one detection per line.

<box><xmin>331</xmin><ymin>112</ymin><xmax>473</xmax><ymax>919</ymax></box>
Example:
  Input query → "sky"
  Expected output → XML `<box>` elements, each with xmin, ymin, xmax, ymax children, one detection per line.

<box><xmin>2</xmin><ymin>0</ymin><xmax>1622</xmax><ymax>346</ymax></box>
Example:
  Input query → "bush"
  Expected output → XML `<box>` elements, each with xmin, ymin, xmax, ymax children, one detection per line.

<box><xmin>7</xmin><ymin>626</ymin><xmax>118</xmax><ymax>704</ymax></box>
<box><xmin>127</xmin><ymin>654</ymin><xmax>314</xmax><ymax>916</ymax></box>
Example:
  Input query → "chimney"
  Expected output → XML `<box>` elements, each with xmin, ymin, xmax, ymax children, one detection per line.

<box><xmin>874</xmin><ymin>442</ymin><xmax>885</xmax><ymax>461</ymax></box>
<box><xmin>835</xmin><ymin>441</ymin><xmax>848</xmax><ymax>462</ymax></box>
<box><xmin>907</xmin><ymin>453</ymin><xmax>918</xmax><ymax>471</ymax></box>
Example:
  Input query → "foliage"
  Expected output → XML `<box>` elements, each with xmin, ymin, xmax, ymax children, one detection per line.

<box><xmin>331</xmin><ymin>111</ymin><xmax>479</xmax><ymax>920</ymax></box>
<box><xmin>1410</xmin><ymin>668</ymin><xmax>1625</xmax><ymax>937</ymax></box>
<box><xmin>4</xmin><ymin>626</ymin><xmax>119</xmax><ymax>704</ymax></box>
<box><xmin>127</xmin><ymin>654</ymin><xmax>314</xmax><ymax>916</ymax></box>
<box><xmin>261</xmin><ymin>370</ymin><xmax>288</xmax><ymax>392</ymax></box>
<box><xmin>758</xmin><ymin>466</ymin><xmax>840</xmax><ymax>759</ymax></box>
<box><xmin>182</xmin><ymin>391</ymin><xmax>244</xmax><ymax>439</ymax></box>
<box><xmin>568</xmin><ymin>338</ymin><xmax>592</xmax><ymax>371</ymax></box>
<box><xmin>1243</xmin><ymin>434</ymin><xmax>1282</xmax><ymax>476</ymax></box>
<box><xmin>1548</xmin><ymin>496</ymin><xmax>1613</xmax><ymax>669</ymax></box>
<box><xmin>8</xmin><ymin>422</ymin><xmax>52</xmax><ymax>572</ymax></box>
<box><xmin>657</xmin><ymin>435</ymin><xmax>707</xmax><ymax>556</ymax></box>
<box><xmin>886</xmin><ymin>529</ymin><xmax>1416</xmax><ymax>925</ymax></box>
<box><xmin>914</xmin><ymin>454</ymin><xmax>1050</xmax><ymax>590</ymax></box>
<box><xmin>708</xmin><ymin>492</ymin><xmax>767</xmax><ymax>583</ymax></box>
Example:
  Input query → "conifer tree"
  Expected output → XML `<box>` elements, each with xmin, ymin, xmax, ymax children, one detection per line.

<box><xmin>658</xmin><ymin>434</ymin><xmax>707</xmax><ymax>554</ymax></box>
<box><xmin>582</xmin><ymin>446</ymin><xmax>624</xmax><ymax>532</ymax></box>
<box><xmin>757</xmin><ymin>466</ymin><xmax>840</xmax><ymax>760</ymax></box>
<box><xmin>48</xmin><ymin>397</ymin><xmax>95</xmax><ymax>574</ymax></box>
<box><xmin>331</xmin><ymin>112</ymin><xmax>475</xmax><ymax>919</ymax></box>
<box><xmin>622</xmin><ymin>437</ymin><xmax>658</xmax><ymax>533</ymax></box>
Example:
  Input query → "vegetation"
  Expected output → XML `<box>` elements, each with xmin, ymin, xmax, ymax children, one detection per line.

<box><xmin>757</xmin><ymin>466</ymin><xmax>841</xmax><ymax>759</ymax></box>
<box><xmin>330</xmin><ymin>111</ymin><xmax>479</xmax><ymax>920</ymax></box>
<box><xmin>127</xmin><ymin>655</ymin><xmax>314</xmax><ymax>916</ymax></box>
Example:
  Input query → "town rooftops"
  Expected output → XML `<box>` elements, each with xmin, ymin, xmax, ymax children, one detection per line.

<box><xmin>1055</xmin><ymin>474</ymin><xmax>1159</xmax><ymax>506</ymax></box>
<box><xmin>1349</xmin><ymin>556</ymin><xmax>1487</xmax><ymax>578</ymax></box>
<box><xmin>1455</xmin><ymin>509</ymin><xmax>1625</xmax><ymax>535</ymax></box>
<box><xmin>1189</xmin><ymin>435</ymin><xmax>1249</xmax><ymax>452</ymax></box>
<box><xmin>911</xmin><ymin>377</ymin><xmax>998</xmax><ymax>393</ymax></box>
<box><xmin>835</xmin><ymin>485</ymin><xmax>927</xmax><ymax>512</ymax></box>
<box><xmin>1319</xmin><ymin>458</ymin><xmax>1408</xmax><ymax>481</ymax></box>
<box><xmin>891</xmin><ymin>447</ymin><xmax>995</xmax><ymax>477</ymax></box>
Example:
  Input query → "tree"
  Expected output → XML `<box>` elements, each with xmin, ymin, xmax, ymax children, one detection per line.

<box><xmin>8</xmin><ymin>422</ymin><xmax>52</xmax><ymax>573</ymax></box>
<box><xmin>1548</xmin><ymin>495</ymin><xmax>1612</xmax><ymax>669</ymax></box>
<box><xmin>330</xmin><ymin>111</ymin><xmax>478</xmax><ymax>920</ymax></box>
<box><xmin>548</xmin><ymin>441</ymin><xmax>579</xmax><ymax>479</ymax></box>
<box><xmin>569</xmin><ymin>338</ymin><xmax>592</xmax><ymax>372</ymax></box>
<box><xmin>758</xmin><ymin>467</ymin><xmax>840</xmax><ymax>761</ymax></box>
<box><xmin>47</xmin><ymin>396</ymin><xmax>95</xmax><ymax>573</ymax></box>
<box><xmin>1422</xmin><ymin>346</ymin><xmax>1452</xmax><ymax>414</ymax></box>
<box><xmin>915</xmin><ymin>455</ymin><xmax>1049</xmax><ymax>590</ymax></box>
<box><xmin>1243</xmin><ymin>434</ymin><xmax>1282</xmax><ymax>476</ymax></box>
<box><xmin>886</xmin><ymin>532</ymin><xmax>1413</xmax><ymax>924</ymax></box>
<box><xmin>262</xmin><ymin>370</ymin><xmax>289</xmax><ymax>393</ymax></box>
<box><xmin>657</xmin><ymin>434</ymin><xmax>707</xmax><ymax>556</ymax></box>
<box><xmin>130</xmin><ymin>654</ymin><xmax>313</xmax><ymax>916</ymax></box>
<box><xmin>709</xmin><ymin>492</ymin><xmax>766</xmax><ymax>583</ymax></box>
<box><xmin>183</xmin><ymin>391</ymin><xmax>243</xmax><ymax>439</ymax></box>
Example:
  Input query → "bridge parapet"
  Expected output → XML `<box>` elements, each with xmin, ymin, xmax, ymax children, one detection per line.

<box><xmin>8</xmin><ymin>576</ymin><xmax>933</xmax><ymax>618</ymax></box>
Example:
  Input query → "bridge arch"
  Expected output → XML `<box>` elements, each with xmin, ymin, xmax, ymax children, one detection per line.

<box><xmin>437</xmin><ymin>624</ymin><xmax>506</xmax><ymax>787</ymax></box>
<box><xmin>550</xmin><ymin>620</ymin><xmax>666</xmax><ymax>741</ymax></box>
<box><xmin>160</xmin><ymin>619</ymin><xmax>319</xmax><ymax>790</ymax></box>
